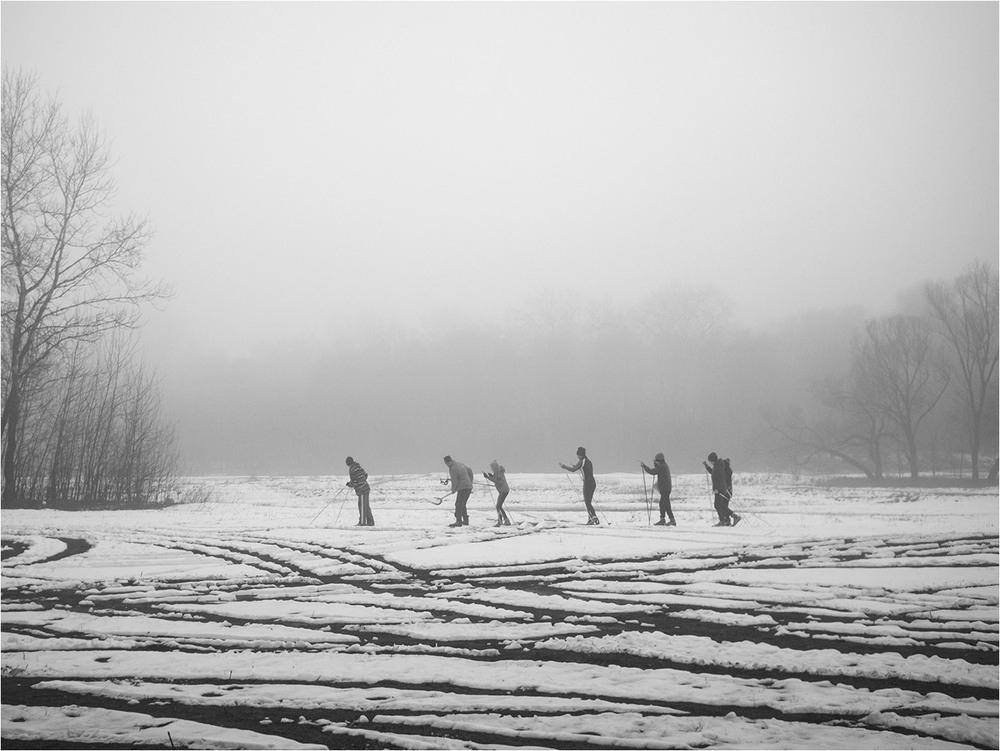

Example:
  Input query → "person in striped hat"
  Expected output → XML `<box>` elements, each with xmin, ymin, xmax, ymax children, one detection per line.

<box><xmin>345</xmin><ymin>456</ymin><xmax>374</xmax><ymax>526</ymax></box>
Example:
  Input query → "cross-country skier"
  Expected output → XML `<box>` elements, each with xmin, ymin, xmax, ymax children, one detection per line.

<box><xmin>345</xmin><ymin>456</ymin><xmax>374</xmax><ymax>526</ymax></box>
<box><xmin>561</xmin><ymin>446</ymin><xmax>599</xmax><ymax>525</ymax></box>
<box><xmin>641</xmin><ymin>452</ymin><xmax>675</xmax><ymax>526</ymax></box>
<box><xmin>484</xmin><ymin>460</ymin><xmax>511</xmax><ymax>527</ymax></box>
<box><xmin>704</xmin><ymin>452</ymin><xmax>739</xmax><ymax>527</ymax></box>
<box><xmin>443</xmin><ymin>455</ymin><xmax>474</xmax><ymax>527</ymax></box>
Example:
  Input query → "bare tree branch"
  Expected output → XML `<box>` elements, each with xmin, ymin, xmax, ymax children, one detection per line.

<box><xmin>2</xmin><ymin>67</ymin><xmax>173</xmax><ymax>507</ymax></box>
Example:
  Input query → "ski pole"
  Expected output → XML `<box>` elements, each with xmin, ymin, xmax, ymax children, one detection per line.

<box><xmin>639</xmin><ymin>460</ymin><xmax>651</xmax><ymax>525</ymax></box>
<box><xmin>484</xmin><ymin>480</ymin><xmax>497</xmax><ymax>523</ymax></box>
<box><xmin>309</xmin><ymin>484</ymin><xmax>350</xmax><ymax>527</ymax></box>
<box><xmin>561</xmin><ymin>467</ymin><xmax>580</xmax><ymax>492</ymax></box>
<box><xmin>562</xmin><ymin>468</ymin><xmax>609</xmax><ymax>526</ymax></box>
<box><xmin>430</xmin><ymin>489</ymin><xmax>455</xmax><ymax>505</ymax></box>
<box><xmin>729</xmin><ymin>497</ymin><xmax>771</xmax><ymax>527</ymax></box>
<box><xmin>332</xmin><ymin>486</ymin><xmax>354</xmax><ymax>526</ymax></box>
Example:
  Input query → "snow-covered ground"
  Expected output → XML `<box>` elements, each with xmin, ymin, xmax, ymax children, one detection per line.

<box><xmin>2</xmin><ymin>472</ymin><xmax>997</xmax><ymax>749</ymax></box>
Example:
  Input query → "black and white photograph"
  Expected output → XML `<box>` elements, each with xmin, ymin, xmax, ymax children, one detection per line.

<box><xmin>2</xmin><ymin>2</ymin><xmax>997</xmax><ymax>749</ymax></box>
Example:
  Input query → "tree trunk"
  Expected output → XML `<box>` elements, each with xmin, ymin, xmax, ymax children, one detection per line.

<box><xmin>905</xmin><ymin>437</ymin><xmax>920</xmax><ymax>480</ymax></box>
<box><xmin>2</xmin><ymin>383</ymin><xmax>20</xmax><ymax>508</ymax></box>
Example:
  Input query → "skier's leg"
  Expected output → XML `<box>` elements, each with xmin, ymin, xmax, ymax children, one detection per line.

<box><xmin>662</xmin><ymin>493</ymin><xmax>675</xmax><ymax>525</ymax></box>
<box><xmin>362</xmin><ymin>491</ymin><xmax>374</xmax><ymax>525</ymax></box>
<box><xmin>722</xmin><ymin>494</ymin><xmax>734</xmax><ymax>525</ymax></box>
<box><xmin>497</xmin><ymin>490</ymin><xmax>510</xmax><ymax>525</ymax></box>
<box><xmin>714</xmin><ymin>493</ymin><xmax>728</xmax><ymax>525</ymax></box>
<box><xmin>584</xmin><ymin>483</ymin><xmax>598</xmax><ymax>523</ymax></box>
<box><xmin>456</xmin><ymin>489</ymin><xmax>471</xmax><ymax>525</ymax></box>
<box><xmin>728</xmin><ymin>498</ymin><xmax>740</xmax><ymax>526</ymax></box>
<box><xmin>655</xmin><ymin>492</ymin><xmax>666</xmax><ymax>524</ymax></box>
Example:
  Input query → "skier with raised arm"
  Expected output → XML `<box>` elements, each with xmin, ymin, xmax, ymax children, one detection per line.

<box><xmin>484</xmin><ymin>460</ymin><xmax>511</xmax><ymax>527</ymax></box>
<box><xmin>561</xmin><ymin>446</ymin><xmax>599</xmax><ymax>525</ymax></box>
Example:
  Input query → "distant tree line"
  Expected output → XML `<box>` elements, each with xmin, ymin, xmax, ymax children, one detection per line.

<box><xmin>2</xmin><ymin>68</ymin><xmax>176</xmax><ymax>509</ymax></box>
<box><xmin>168</xmin><ymin>261</ymin><xmax>997</xmax><ymax>483</ymax></box>
<box><xmin>6</xmin><ymin>69</ymin><xmax>993</xmax><ymax>497</ymax></box>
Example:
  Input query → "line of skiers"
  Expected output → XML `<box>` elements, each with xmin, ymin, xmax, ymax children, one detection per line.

<box><xmin>344</xmin><ymin>447</ymin><xmax>739</xmax><ymax>528</ymax></box>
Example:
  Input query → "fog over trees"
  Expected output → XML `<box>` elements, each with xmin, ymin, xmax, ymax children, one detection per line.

<box><xmin>3</xmin><ymin>65</ymin><xmax>994</xmax><ymax>485</ymax></box>
<box><xmin>2</xmin><ymin>69</ymin><xmax>175</xmax><ymax>509</ymax></box>
<box><xmin>163</xmin><ymin>266</ymin><xmax>997</xmax><ymax>480</ymax></box>
<box><xmin>3</xmin><ymin>4</ymin><xmax>996</xmax><ymax>488</ymax></box>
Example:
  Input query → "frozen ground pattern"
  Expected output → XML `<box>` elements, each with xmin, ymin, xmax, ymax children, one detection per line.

<box><xmin>2</xmin><ymin>473</ymin><xmax>998</xmax><ymax>749</ymax></box>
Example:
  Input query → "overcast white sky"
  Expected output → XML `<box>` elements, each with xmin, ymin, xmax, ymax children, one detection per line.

<box><xmin>2</xmin><ymin>1</ymin><xmax>997</xmax><ymax>361</ymax></box>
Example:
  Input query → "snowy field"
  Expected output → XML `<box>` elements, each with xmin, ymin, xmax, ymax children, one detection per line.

<box><xmin>2</xmin><ymin>472</ymin><xmax>998</xmax><ymax>750</ymax></box>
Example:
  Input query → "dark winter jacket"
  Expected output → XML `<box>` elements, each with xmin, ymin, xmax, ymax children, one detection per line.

<box><xmin>706</xmin><ymin>460</ymin><xmax>729</xmax><ymax>497</ymax></box>
<box><xmin>642</xmin><ymin>457</ymin><xmax>672</xmax><ymax>497</ymax></box>
<box><xmin>347</xmin><ymin>461</ymin><xmax>370</xmax><ymax>496</ymax></box>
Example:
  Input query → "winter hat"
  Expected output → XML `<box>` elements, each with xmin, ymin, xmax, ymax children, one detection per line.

<box><xmin>443</xmin><ymin>455</ymin><xmax>453</xmax><ymax>464</ymax></box>
<box><xmin>707</xmin><ymin>452</ymin><xmax>718</xmax><ymax>462</ymax></box>
<box><xmin>345</xmin><ymin>456</ymin><xmax>354</xmax><ymax>465</ymax></box>
<box><xmin>654</xmin><ymin>453</ymin><xmax>665</xmax><ymax>462</ymax></box>
<box><xmin>576</xmin><ymin>446</ymin><xmax>586</xmax><ymax>456</ymax></box>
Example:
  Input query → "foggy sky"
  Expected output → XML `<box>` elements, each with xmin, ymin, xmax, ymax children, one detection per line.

<box><xmin>2</xmin><ymin>2</ymin><xmax>997</xmax><ymax>474</ymax></box>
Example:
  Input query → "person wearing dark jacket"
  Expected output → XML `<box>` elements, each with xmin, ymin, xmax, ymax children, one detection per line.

<box><xmin>641</xmin><ymin>452</ymin><xmax>675</xmax><ymax>526</ymax></box>
<box><xmin>484</xmin><ymin>460</ymin><xmax>511</xmax><ymax>526</ymax></box>
<box><xmin>561</xmin><ymin>446</ymin><xmax>599</xmax><ymax>525</ymax></box>
<box><xmin>345</xmin><ymin>456</ymin><xmax>374</xmax><ymax>526</ymax></box>
<box><xmin>704</xmin><ymin>452</ymin><xmax>739</xmax><ymax>527</ymax></box>
<box><xmin>443</xmin><ymin>455</ymin><xmax>474</xmax><ymax>527</ymax></box>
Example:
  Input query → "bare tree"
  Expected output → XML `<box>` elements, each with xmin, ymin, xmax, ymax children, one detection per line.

<box><xmin>767</xmin><ymin>370</ymin><xmax>892</xmax><ymax>481</ymax></box>
<box><xmin>853</xmin><ymin>316</ymin><xmax>949</xmax><ymax>479</ymax></box>
<box><xmin>925</xmin><ymin>260</ymin><xmax>999</xmax><ymax>481</ymax></box>
<box><xmin>20</xmin><ymin>334</ymin><xmax>177</xmax><ymax>509</ymax></box>
<box><xmin>2</xmin><ymin>68</ymin><xmax>168</xmax><ymax>507</ymax></box>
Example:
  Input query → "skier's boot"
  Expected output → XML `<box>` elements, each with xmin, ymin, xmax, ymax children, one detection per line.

<box><xmin>731</xmin><ymin>514</ymin><xmax>742</xmax><ymax>527</ymax></box>
<box><xmin>654</xmin><ymin>518</ymin><xmax>666</xmax><ymax>526</ymax></box>
<box><xmin>666</xmin><ymin>519</ymin><xmax>676</xmax><ymax>526</ymax></box>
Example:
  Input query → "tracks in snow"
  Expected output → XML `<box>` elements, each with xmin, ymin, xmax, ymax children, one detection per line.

<box><xmin>2</xmin><ymin>528</ymin><xmax>997</xmax><ymax>749</ymax></box>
